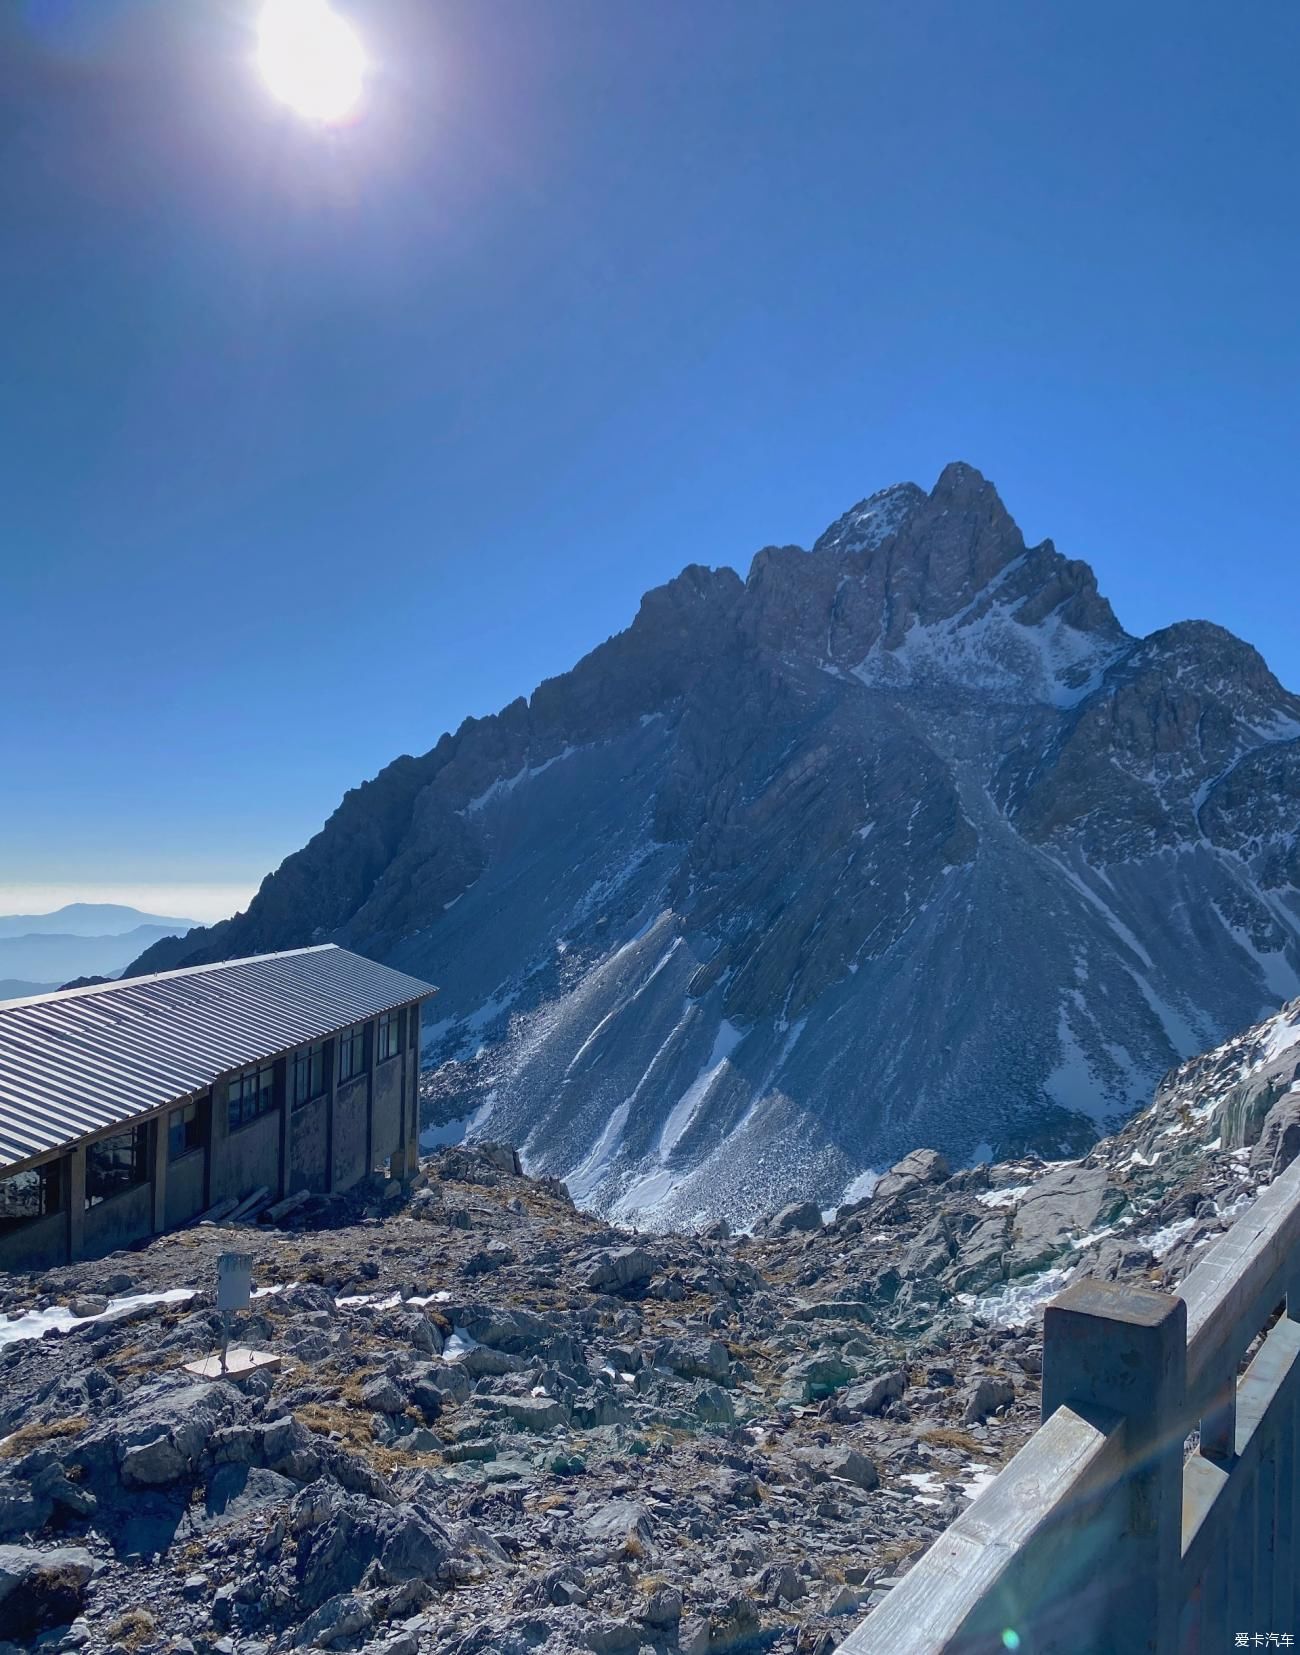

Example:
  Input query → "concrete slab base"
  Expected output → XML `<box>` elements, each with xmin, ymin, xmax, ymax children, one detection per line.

<box><xmin>183</xmin><ymin>1347</ymin><xmax>282</xmax><ymax>1381</ymax></box>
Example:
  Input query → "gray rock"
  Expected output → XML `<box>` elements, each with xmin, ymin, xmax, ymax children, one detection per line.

<box><xmin>962</xmin><ymin>1373</ymin><xmax>1015</xmax><ymax>1424</ymax></box>
<box><xmin>581</xmin><ymin>1499</ymin><xmax>653</xmax><ymax>1550</ymax></box>
<box><xmin>873</xmin><ymin>1148</ymin><xmax>950</xmax><ymax>1204</ymax></box>
<box><xmin>838</xmin><ymin>1368</ymin><xmax>906</xmax><ymax>1415</ymax></box>
<box><xmin>1251</xmin><ymin>1092</ymin><xmax>1300</xmax><ymax>1177</ymax></box>
<box><xmin>767</xmin><ymin>1200</ymin><xmax>823</xmax><ymax>1235</ymax></box>
<box><xmin>296</xmin><ymin>1592</ymin><xmax>372</xmax><ymax>1649</ymax></box>
<box><xmin>584</xmin><ymin>1248</ymin><xmax>660</xmax><ymax>1295</ymax></box>
<box><xmin>359</xmin><ymin>1376</ymin><xmax>406</xmax><ymax>1415</ymax></box>
<box><xmin>0</xmin><ymin>1544</ymin><xmax>95</xmax><ymax>1638</ymax></box>
<box><xmin>692</xmin><ymin>1384</ymin><xmax>736</xmax><ymax>1425</ymax></box>
<box><xmin>781</xmin><ymin>1351</ymin><xmax>855</xmax><ymax>1402</ymax></box>
<box><xmin>1007</xmin><ymin>1163</ymin><xmax>1123</xmax><ymax>1276</ymax></box>
<box><xmin>794</xmin><ymin>1445</ymin><xmax>878</xmax><ymax>1490</ymax></box>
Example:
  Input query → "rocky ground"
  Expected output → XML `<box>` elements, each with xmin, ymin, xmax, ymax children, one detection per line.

<box><xmin>1</xmin><ymin>996</ymin><xmax>1298</xmax><ymax>1655</ymax></box>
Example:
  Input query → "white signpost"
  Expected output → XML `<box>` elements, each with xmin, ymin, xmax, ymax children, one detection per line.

<box><xmin>183</xmin><ymin>1250</ymin><xmax>281</xmax><ymax>1382</ymax></box>
<box><xmin>216</xmin><ymin>1251</ymin><xmax>252</xmax><ymax>1370</ymax></box>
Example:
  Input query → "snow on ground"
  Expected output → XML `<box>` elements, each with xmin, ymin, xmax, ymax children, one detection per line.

<box><xmin>0</xmin><ymin>1288</ymin><xmax>196</xmax><ymax>1351</ymax></box>
<box><xmin>441</xmin><ymin>1328</ymin><xmax>481</xmax><ymax>1363</ymax></box>
<box><xmin>657</xmin><ymin>1020</ymin><xmax>743</xmax><ymax>1161</ymax></box>
<box><xmin>837</xmin><ymin>1168</ymin><xmax>881</xmax><ymax>1207</ymax></box>
<box><xmin>420</xmin><ymin>1094</ymin><xmax>497</xmax><ymax>1153</ymax></box>
<box><xmin>901</xmin><ymin>1464</ymin><xmax>999</xmax><ymax>1509</ymax></box>
<box><xmin>975</xmin><ymin>1184</ymin><xmax>1030</xmax><ymax>1210</ymax></box>
<box><xmin>563</xmin><ymin>1102</ymin><xmax>631</xmax><ymax>1207</ymax></box>
<box><xmin>963</xmin><ymin>1264</ymin><xmax>1075</xmax><ymax>1329</ymax></box>
<box><xmin>464</xmin><ymin>746</ymin><xmax>579</xmax><ymax>815</ymax></box>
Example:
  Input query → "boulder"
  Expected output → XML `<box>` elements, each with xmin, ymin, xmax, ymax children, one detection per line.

<box><xmin>838</xmin><ymin>1368</ymin><xmax>907</xmax><ymax>1416</ymax></box>
<box><xmin>476</xmin><ymin>1143</ymin><xmax>523</xmax><ymax>1176</ymax></box>
<box><xmin>794</xmin><ymin>1445</ymin><xmax>878</xmax><ymax>1490</ymax></box>
<box><xmin>0</xmin><ymin>1544</ymin><xmax>95</xmax><ymax>1638</ymax></box>
<box><xmin>296</xmin><ymin>1591</ymin><xmax>372</xmax><ymax>1649</ymax></box>
<box><xmin>359</xmin><ymin>1376</ymin><xmax>407</xmax><ymax>1416</ymax></box>
<box><xmin>1251</xmin><ymin>1092</ymin><xmax>1300</xmax><ymax>1177</ymax></box>
<box><xmin>781</xmin><ymin>1351</ymin><xmax>856</xmax><ymax>1402</ymax></box>
<box><xmin>873</xmin><ymin>1148</ymin><xmax>950</xmax><ymax>1204</ymax></box>
<box><xmin>581</xmin><ymin>1499</ymin><xmax>653</xmax><ymax>1550</ymax></box>
<box><xmin>962</xmin><ymin>1373</ymin><xmax>1015</xmax><ymax>1424</ymax></box>
<box><xmin>660</xmin><ymin>1336</ymin><xmax>730</xmax><ymax>1383</ymax></box>
<box><xmin>1007</xmin><ymin>1163</ymin><xmax>1123</xmax><ymax>1277</ymax></box>
<box><xmin>584</xmin><ymin>1248</ymin><xmax>659</xmax><ymax>1295</ymax></box>
<box><xmin>291</xmin><ymin>1486</ymin><xmax>454</xmax><ymax>1611</ymax></box>
<box><xmin>767</xmin><ymin>1200</ymin><xmax>823</xmax><ymax>1236</ymax></box>
<box><xmin>692</xmin><ymin>1384</ymin><xmax>735</xmax><ymax>1425</ymax></box>
<box><xmin>71</xmin><ymin>1374</ymin><xmax>243</xmax><ymax>1490</ymax></box>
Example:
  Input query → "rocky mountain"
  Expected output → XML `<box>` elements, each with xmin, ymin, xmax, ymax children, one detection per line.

<box><xmin>0</xmin><ymin>997</ymin><xmax>1296</xmax><ymax>1653</ymax></box>
<box><xmin>126</xmin><ymin>463</ymin><xmax>1300</xmax><ymax>1227</ymax></box>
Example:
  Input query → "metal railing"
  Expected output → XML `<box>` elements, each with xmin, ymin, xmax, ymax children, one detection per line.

<box><xmin>843</xmin><ymin>1155</ymin><xmax>1300</xmax><ymax>1654</ymax></box>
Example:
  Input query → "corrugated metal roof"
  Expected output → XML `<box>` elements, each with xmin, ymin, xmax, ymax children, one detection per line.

<box><xmin>0</xmin><ymin>945</ymin><xmax>436</xmax><ymax>1174</ymax></box>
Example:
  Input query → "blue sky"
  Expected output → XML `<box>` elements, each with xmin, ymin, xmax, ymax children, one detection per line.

<box><xmin>2</xmin><ymin>1</ymin><xmax>1297</xmax><ymax>923</ymax></box>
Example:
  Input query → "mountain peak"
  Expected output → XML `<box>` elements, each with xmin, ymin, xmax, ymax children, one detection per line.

<box><xmin>813</xmin><ymin>480</ymin><xmax>926</xmax><ymax>558</ymax></box>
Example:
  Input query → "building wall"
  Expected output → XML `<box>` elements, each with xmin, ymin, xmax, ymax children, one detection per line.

<box><xmin>0</xmin><ymin>1201</ymin><xmax>68</xmax><ymax>1273</ymax></box>
<box><xmin>372</xmin><ymin>1055</ymin><xmax>405</xmax><ymax>1168</ymax></box>
<box><xmin>83</xmin><ymin>1179</ymin><xmax>153</xmax><ymax>1260</ymax></box>
<box><xmin>289</xmin><ymin>1096</ymin><xmax>329</xmax><ymax>1194</ymax></box>
<box><xmin>209</xmin><ymin>1078</ymin><xmax>284</xmax><ymax>1206</ymax></box>
<box><xmin>164</xmin><ymin>1149</ymin><xmax>206</xmax><ymax>1229</ymax></box>
<box><xmin>332</xmin><ymin>1074</ymin><xmax>369</xmax><ymax>1190</ymax></box>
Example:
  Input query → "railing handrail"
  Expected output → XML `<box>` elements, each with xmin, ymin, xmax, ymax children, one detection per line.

<box><xmin>837</xmin><ymin>1403</ymin><xmax>1126</xmax><ymax>1654</ymax></box>
<box><xmin>845</xmin><ymin>1154</ymin><xmax>1300</xmax><ymax>1653</ymax></box>
<box><xmin>1181</xmin><ymin>1156</ymin><xmax>1300</xmax><ymax>1412</ymax></box>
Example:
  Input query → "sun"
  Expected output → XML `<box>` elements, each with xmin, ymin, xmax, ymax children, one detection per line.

<box><xmin>256</xmin><ymin>0</ymin><xmax>366</xmax><ymax>125</ymax></box>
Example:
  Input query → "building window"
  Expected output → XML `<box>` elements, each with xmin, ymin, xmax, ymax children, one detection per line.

<box><xmin>85</xmin><ymin>1125</ymin><xmax>149</xmax><ymax>1209</ymax></box>
<box><xmin>291</xmin><ymin>1040</ymin><xmax>330</xmax><ymax>1109</ymax></box>
<box><xmin>337</xmin><ymin>1023</ymin><xmax>367</xmax><ymax>1084</ymax></box>
<box><xmin>0</xmin><ymin>1162</ymin><xmax>61</xmax><ymax>1230</ymax></box>
<box><xmin>169</xmin><ymin>1098</ymin><xmax>205</xmax><ymax>1161</ymax></box>
<box><xmin>377</xmin><ymin>1009</ymin><xmax>403</xmax><ymax>1063</ymax></box>
<box><xmin>409</xmin><ymin>1006</ymin><xmax>419</xmax><ymax>1050</ymax></box>
<box><xmin>228</xmin><ymin>1064</ymin><xmax>276</xmax><ymax>1130</ymax></box>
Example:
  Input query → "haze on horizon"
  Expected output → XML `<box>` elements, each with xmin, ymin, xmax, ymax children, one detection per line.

<box><xmin>2</xmin><ymin>1</ymin><xmax>1297</xmax><ymax>909</ymax></box>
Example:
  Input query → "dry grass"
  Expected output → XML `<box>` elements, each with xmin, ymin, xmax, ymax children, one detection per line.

<box><xmin>532</xmin><ymin>1491</ymin><xmax>575</xmax><ymax>1514</ymax></box>
<box><xmin>0</xmin><ymin>1414</ymin><xmax>87</xmax><ymax>1459</ymax></box>
<box><xmin>295</xmin><ymin>1401</ymin><xmax>373</xmax><ymax>1451</ymax></box>
<box><xmin>918</xmin><ymin>1426</ymin><xmax>990</xmax><ymax>1455</ymax></box>
<box><xmin>876</xmin><ymin>1536</ymin><xmax>926</xmax><ymax>1567</ymax></box>
<box><xmin>103</xmin><ymin>1610</ymin><xmax>156</xmax><ymax>1651</ymax></box>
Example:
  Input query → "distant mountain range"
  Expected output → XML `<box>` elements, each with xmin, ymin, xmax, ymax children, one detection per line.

<box><xmin>125</xmin><ymin>464</ymin><xmax>1300</xmax><ymax>1227</ymax></box>
<box><xmin>0</xmin><ymin>905</ymin><xmax>198</xmax><ymax>1001</ymax></box>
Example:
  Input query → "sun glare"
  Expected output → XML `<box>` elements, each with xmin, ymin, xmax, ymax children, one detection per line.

<box><xmin>257</xmin><ymin>0</ymin><xmax>366</xmax><ymax>125</ymax></box>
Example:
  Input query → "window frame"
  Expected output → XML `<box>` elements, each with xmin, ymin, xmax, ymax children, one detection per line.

<box><xmin>337</xmin><ymin>1023</ymin><xmax>368</xmax><ymax>1084</ymax></box>
<box><xmin>84</xmin><ymin>1124</ymin><xmax>150</xmax><ymax>1210</ymax></box>
<box><xmin>227</xmin><ymin>1064</ymin><xmax>277</xmax><ymax>1131</ymax></box>
<box><xmin>291</xmin><ymin>1039</ymin><xmax>330</xmax><ymax>1110</ymax></box>
<box><xmin>168</xmin><ymin>1097</ymin><xmax>205</xmax><ymax>1162</ymax></box>
<box><xmin>0</xmin><ymin>1161</ymin><xmax>62</xmax><ymax>1230</ymax></box>
<box><xmin>377</xmin><ymin>1008</ymin><xmax>404</xmax><ymax>1063</ymax></box>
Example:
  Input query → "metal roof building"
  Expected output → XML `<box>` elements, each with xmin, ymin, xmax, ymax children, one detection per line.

<box><xmin>0</xmin><ymin>945</ymin><xmax>436</xmax><ymax>1273</ymax></box>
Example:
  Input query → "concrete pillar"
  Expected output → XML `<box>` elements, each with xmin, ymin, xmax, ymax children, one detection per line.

<box><xmin>324</xmin><ymin>1040</ymin><xmax>338</xmax><ymax>1192</ymax></box>
<box><xmin>151</xmin><ymin>1114</ymin><xmax>168</xmax><ymax>1234</ymax></box>
<box><xmin>278</xmin><ymin>1060</ymin><xmax>292</xmax><ymax>1201</ymax></box>
<box><xmin>408</xmin><ymin>998</ymin><xmax>422</xmax><ymax>1173</ymax></box>
<box><xmin>67</xmin><ymin>1145</ymin><xmax>85</xmax><ymax>1262</ymax></box>
<box><xmin>1042</xmin><ymin>1278</ymin><xmax>1187</xmax><ymax>1655</ymax></box>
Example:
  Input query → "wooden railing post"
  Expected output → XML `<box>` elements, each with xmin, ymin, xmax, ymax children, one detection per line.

<box><xmin>1042</xmin><ymin>1279</ymin><xmax>1187</xmax><ymax>1655</ymax></box>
